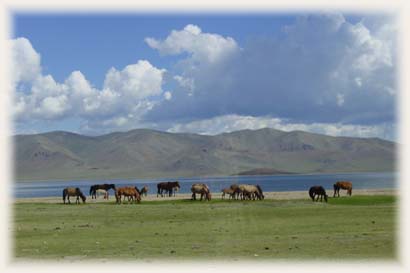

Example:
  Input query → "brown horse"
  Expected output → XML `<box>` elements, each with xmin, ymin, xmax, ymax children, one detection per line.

<box><xmin>115</xmin><ymin>187</ymin><xmax>141</xmax><ymax>204</ymax></box>
<box><xmin>157</xmin><ymin>181</ymin><xmax>180</xmax><ymax>197</ymax></box>
<box><xmin>191</xmin><ymin>183</ymin><xmax>212</xmax><ymax>201</ymax></box>
<box><xmin>63</xmin><ymin>187</ymin><xmax>86</xmax><ymax>204</ymax></box>
<box><xmin>309</xmin><ymin>186</ymin><xmax>328</xmax><ymax>202</ymax></box>
<box><xmin>333</xmin><ymin>181</ymin><xmax>353</xmax><ymax>197</ymax></box>
<box><xmin>221</xmin><ymin>188</ymin><xmax>235</xmax><ymax>199</ymax></box>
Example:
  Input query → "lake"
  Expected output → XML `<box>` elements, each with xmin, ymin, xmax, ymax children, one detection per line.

<box><xmin>14</xmin><ymin>172</ymin><xmax>397</xmax><ymax>198</ymax></box>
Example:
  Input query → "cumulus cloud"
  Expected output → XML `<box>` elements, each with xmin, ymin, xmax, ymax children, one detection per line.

<box><xmin>145</xmin><ymin>24</ymin><xmax>239</xmax><ymax>63</ymax></box>
<box><xmin>9</xmin><ymin>37</ymin><xmax>41</xmax><ymax>84</ymax></box>
<box><xmin>146</xmin><ymin>14</ymin><xmax>396</xmax><ymax>127</ymax></box>
<box><xmin>12</xmin><ymin>38</ymin><xmax>168</xmax><ymax>131</ymax></box>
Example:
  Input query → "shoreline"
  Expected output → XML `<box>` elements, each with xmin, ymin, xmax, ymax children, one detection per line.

<box><xmin>14</xmin><ymin>188</ymin><xmax>396</xmax><ymax>203</ymax></box>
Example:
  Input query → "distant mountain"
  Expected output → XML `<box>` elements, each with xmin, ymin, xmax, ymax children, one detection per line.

<box><xmin>14</xmin><ymin>128</ymin><xmax>396</xmax><ymax>181</ymax></box>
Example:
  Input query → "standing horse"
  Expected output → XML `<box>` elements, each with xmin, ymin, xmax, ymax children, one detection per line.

<box><xmin>157</xmin><ymin>181</ymin><xmax>180</xmax><ymax>197</ymax></box>
<box><xmin>309</xmin><ymin>186</ymin><xmax>328</xmax><ymax>202</ymax></box>
<box><xmin>63</xmin><ymin>187</ymin><xmax>86</xmax><ymax>204</ymax></box>
<box><xmin>89</xmin><ymin>184</ymin><xmax>116</xmax><ymax>199</ymax></box>
<box><xmin>191</xmin><ymin>183</ymin><xmax>212</xmax><ymax>201</ymax></box>
<box><xmin>115</xmin><ymin>187</ymin><xmax>141</xmax><ymax>204</ymax></box>
<box><xmin>333</xmin><ymin>181</ymin><xmax>353</xmax><ymax>197</ymax></box>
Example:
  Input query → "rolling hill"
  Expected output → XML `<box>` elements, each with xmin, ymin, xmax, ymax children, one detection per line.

<box><xmin>14</xmin><ymin>128</ymin><xmax>396</xmax><ymax>181</ymax></box>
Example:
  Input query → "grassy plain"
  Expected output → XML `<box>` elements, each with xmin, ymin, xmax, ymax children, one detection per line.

<box><xmin>13</xmin><ymin>195</ymin><xmax>396</xmax><ymax>261</ymax></box>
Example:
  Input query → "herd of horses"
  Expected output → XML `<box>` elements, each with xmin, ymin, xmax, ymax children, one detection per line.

<box><xmin>62</xmin><ymin>180</ymin><xmax>353</xmax><ymax>204</ymax></box>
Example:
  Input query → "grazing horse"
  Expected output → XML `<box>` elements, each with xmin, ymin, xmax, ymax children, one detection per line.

<box><xmin>238</xmin><ymin>184</ymin><xmax>264</xmax><ymax>200</ymax></box>
<box><xmin>191</xmin><ymin>183</ymin><xmax>212</xmax><ymax>201</ymax></box>
<box><xmin>63</xmin><ymin>187</ymin><xmax>86</xmax><ymax>204</ymax></box>
<box><xmin>221</xmin><ymin>188</ymin><xmax>235</xmax><ymax>199</ymax></box>
<box><xmin>125</xmin><ymin>186</ymin><xmax>149</xmax><ymax>202</ymax></box>
<box><xmin>115</xmin><ymin>187</ymin><xmax>141</xmax><ymax>204</ymax></box>
<box><xmin>157</xmin><ymin>181</ymin><xmax>180</xmax><ymax>197</ymax></box>
<box><xmin>89</xmin><ymin>184</ymin><xmax>116</xmax><ymax>199</ymax></box>
<box><xmin>309</xmin><ymin>186</ymin><xmax>328</xmax><ymax>202</ymax></box>
<box><xmin>333</xmin><ymin>181</ymin><xmax>353</xmax><ymax>197</ymax></box>
<box><xmin>96</xmin><ymin>189</ymin><xmax>109</xmax><ymax>199</ymax></box>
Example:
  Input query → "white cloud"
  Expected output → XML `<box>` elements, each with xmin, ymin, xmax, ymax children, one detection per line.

<box><xmin>9</xmin><ymin>37</ymin><xmax>41</xmax><ymax>84</ymax></box>
<box><xmin>11</xmin><ymin>38</ymin><xmax>168</xmax><ymax>132</ymax></box>
<box><xmin>103</xmin><ymin>60</ymin><xmax>166</xmax><ymax>99</ymax></box>
<box><xmin>164</xmin><ymin>91</ymin><xmax>172</xmax><ymax>100</ymax></box>
<box><xmin>145</xmin><ymin>24</ymin><xmax>239</xmax><ymax>63</ymax></box>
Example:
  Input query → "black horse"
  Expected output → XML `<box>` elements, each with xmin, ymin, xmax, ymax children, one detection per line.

<box><xmin>309</xmin><ymin>186</ymin><xmax>328</xmax><ymax>202</ymax></box>
<box><xmin>157</xmin><ymin>181</ymin><xmax>180</xmax><ymax>197</ymax></box>
<box><xmin>89</xmin><ymin>184</ymin><xmax>116</xmax><ymax>199</ymax></box>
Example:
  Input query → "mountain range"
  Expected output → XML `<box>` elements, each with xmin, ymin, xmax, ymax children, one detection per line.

<box><xmin>14</xmin><ymin>128</ymin><xmax>396</xmax><ymax>181</ymax></box>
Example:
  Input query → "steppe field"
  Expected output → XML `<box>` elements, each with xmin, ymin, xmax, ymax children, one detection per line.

<box><xmin>13</xmin><ymin>190</ymin><xmax>397</xmax><ymax>261</ymax></box>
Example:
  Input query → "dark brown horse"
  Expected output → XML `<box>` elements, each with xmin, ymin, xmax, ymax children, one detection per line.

<box><xmin>63</xmin><ymin>187</ymin><xmax>86</xmax><ymax>204</ymax></box>
<box><xmin>157</xmin><ymin>181</ymin><xmax>180</xmax><ymax>197</ymax></box>
<box><xmin>115</xmin><ymin>187</ymin><xmax>141</xmax><ymax>204</ymax></box>
<box><xmin>309</xmin><ymin>186</ymin><xmax>328</xmax><ymax>202</ymax></box>
<box><xmin>333</xmin><ymin>181</ymin><xmax>353</xmax><ymax>197</ymax></box>
<box><xmin>89</xmin><ymin>184</ymin><xmax>116</xmax><ymax>199</ymax></box>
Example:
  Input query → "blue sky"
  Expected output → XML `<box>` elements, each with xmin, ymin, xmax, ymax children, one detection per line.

<box><xmin>11</xmin><ymin>12</ymin><xmax>397</xmax><ymax>140</ymax></box>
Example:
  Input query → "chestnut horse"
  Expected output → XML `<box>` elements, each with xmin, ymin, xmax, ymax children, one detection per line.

<box><xmin>115</xmin><ymin>187</ymin><xmax>141</xmax><ymax>204</ymax></box>
<box><xmin>333</xmin><ymin>181</ymin><xmax>353</xmax><ymax>197</ymax></box>
<box><xmin>309</xmin><ymin>186</ymin><xmax>328</xmax><ymax>202</ymax></box>
<box><xmin>191</xmin><ymin>183</ymin><xmax>212</xmax><ymax>201</ymax></box>
<box><xmin>63</xmin><ymin>187</ymin><xmax>86</xmax><ymax>204</ymax></box>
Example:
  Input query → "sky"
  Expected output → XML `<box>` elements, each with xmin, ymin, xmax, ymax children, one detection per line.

<box><xmin>10</xmin><ymin>12</ymin><xmax>397</xmax><ymax>140</ymax></box>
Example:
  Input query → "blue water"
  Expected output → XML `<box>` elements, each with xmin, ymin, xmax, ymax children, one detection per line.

<box><xmin>14</xmin><ymin>172</ymin><xmax>397</xmax><ymax>198</ymax></box>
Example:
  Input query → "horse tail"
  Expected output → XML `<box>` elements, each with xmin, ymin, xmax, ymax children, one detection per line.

<box><xmin>89</xmin><ymin>186</ymin><xmax>94</xmax><ymax>196</ymax></box>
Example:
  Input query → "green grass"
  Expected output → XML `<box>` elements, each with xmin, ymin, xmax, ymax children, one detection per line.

<box><xmin>13</xmin><ymin>195</ymin><xmax>397</xmax><ymax>261</ymax></box>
